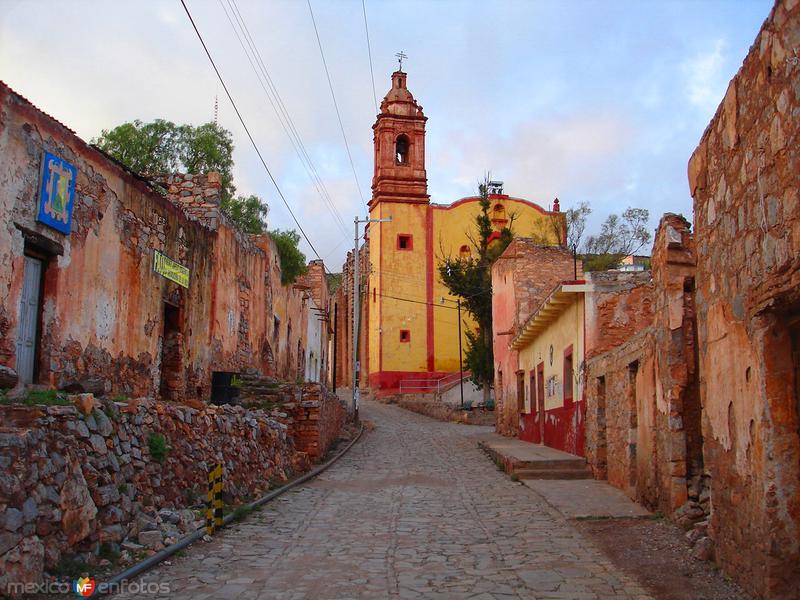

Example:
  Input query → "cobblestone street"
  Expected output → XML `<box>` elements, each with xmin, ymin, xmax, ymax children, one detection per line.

<box><xmin>118</xmin><ymin>401</ymin><xmax>652</xmax><ymax>599</ymax></box>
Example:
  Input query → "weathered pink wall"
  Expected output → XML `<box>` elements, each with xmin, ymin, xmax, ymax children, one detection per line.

<box><xmin>688</xmin><ymin>1</ymin><xmax>800</xmax><ymax>596</ymax></box>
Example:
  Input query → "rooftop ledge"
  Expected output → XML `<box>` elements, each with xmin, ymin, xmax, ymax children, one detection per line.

<box><xmin>510</xmin><ymin>280</ymin><xmax>589</xmax><ymax>350</ymax></box>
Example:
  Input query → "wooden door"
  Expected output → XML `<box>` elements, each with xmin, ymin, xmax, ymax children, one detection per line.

<box><xmin>16</xmin><ymin>256</ymin><xmax>43</xmax><ymax>384</ymax></box>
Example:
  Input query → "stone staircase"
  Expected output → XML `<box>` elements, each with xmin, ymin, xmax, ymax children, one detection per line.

<box><xmin>478</xmin><ymin>435</ymin><xmax>593</xmax><ymax>480</ymax></box>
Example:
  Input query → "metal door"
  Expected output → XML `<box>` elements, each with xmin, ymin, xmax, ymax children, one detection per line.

<box><xmin>16</xmin><ymin>256</ymin><xmax>42</xmax><ymax>384</ymax></box>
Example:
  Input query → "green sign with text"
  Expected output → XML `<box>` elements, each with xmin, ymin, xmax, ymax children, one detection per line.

<box><xmin>153</xmin><ymin>250</ymin><xmax>190</xmax><ymax>288</ymax></box>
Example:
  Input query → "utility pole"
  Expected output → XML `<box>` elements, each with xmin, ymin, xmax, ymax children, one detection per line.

<box><xmin>352</xmin><ymin>215</ymin><xmax>391</xmax><ymax>420</ymax></box>
<box><xmin>332</xmin><ymin>303</ymin><xmax>337</xmax><ymax>393</ymax></box>
<box><xmin>457</xmin><ymin>299</ymin><xmax>464</xmax><ymax>410</ymax></box>
<box><xmin>440</xmin><ymin>296</ymin><xmax>465</xmax><ymax>410</ymax></box>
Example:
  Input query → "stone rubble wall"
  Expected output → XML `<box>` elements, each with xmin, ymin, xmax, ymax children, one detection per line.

<box><xmin>0</xmin><ymin>383</ymin><xmax>345</xmax><ymax>594</ymax></box>
<box><xmin>687</xmin><ymin>0</ymin><xmax>800</xmax><ymax>596</ymax></box>
<box><xmin>585</xmin><ymin>216</ymin><xmax>702</xmax><ymax>516</ymax></box>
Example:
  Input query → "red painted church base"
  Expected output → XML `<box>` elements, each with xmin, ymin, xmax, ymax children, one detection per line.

<box><xmin>367</xmin><ymin>370</ymin><xmax>455</xmax><ymax>397</ymax></box>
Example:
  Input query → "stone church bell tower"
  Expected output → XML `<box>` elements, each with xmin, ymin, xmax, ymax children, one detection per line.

<box><xmin>370</xmin><ymin>70</ymin><xmax>429</xmax><ymax>208</ymax></box>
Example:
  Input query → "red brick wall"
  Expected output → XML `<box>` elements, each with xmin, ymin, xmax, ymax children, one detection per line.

<box><xmin>584</xmin><ymin>273</ymin><xmax>654</xmax><ymax>360</ymax></box>
<box><xmin>288</xmin><ymin>383</ymin><xmax>346</xmax><ymax>461</ymax></box>
<box><xmin>688</xmin><ymin>1</ymin><xmax>800</xmax><ymax>596</ymax></box>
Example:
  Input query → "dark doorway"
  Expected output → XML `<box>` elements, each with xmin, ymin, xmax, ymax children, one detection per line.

<box><xmin>210</xmin><ymin>372</ymin><xmax>240</xmax><ymax>405</ymax></box>
<box><xmin>596</xmin><ymin>375</ymin><xmax>608</xmax><ymax>479</ymax></box>
<box><xmin>516</xmin><ymin>370</ymin><xmax>525</xmax><ymax>415</ymax></box>
<box><xmin>537</xmin><ymin>362</ymin><xmax>545</xmax><ymax>444</ymax></box>
<box><xmin>628</xmin><ymin>360</ymin><xmax>639</xmax><ymax>488</ymax></box>
<box><xmin>159</xmin><ymin>302</ymin><xmax>184</xmax><ymax>402</ymax></box>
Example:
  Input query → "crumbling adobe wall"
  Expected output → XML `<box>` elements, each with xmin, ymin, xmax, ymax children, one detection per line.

<box><xmin>584</xmin><ymin>271</ymin><xmax>654</xmax><ymax>360</ymax></box>
<box><xmin>491</xmin><ymin>239</ymin><xmax>577</xmax><ymax>436</ymax></box>
<box><xmin>585</xmin><ymin>215</ymin><xmax>698</xmax><ymax>518</ymax></box>
<box><xmin>0</xmin><ymin>84</ymin><xmax>216</xmax><ymax>399</ymax></box>
<box><xmin>687</xmin><ymin>1</ymin><xmax>800</xmax><ymax>596</ymax></box>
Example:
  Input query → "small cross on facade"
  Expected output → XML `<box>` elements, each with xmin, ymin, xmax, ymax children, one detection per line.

<box><xmin>395</xmin><ymin>51</ymin><xmax>407</xmax><ymax>70</ymax></box>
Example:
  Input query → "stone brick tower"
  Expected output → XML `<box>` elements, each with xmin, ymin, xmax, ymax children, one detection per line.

<box><xmin>370</xmin><ymin>70</ymin><xmax>429</xmax><ymax>207</ymax></box>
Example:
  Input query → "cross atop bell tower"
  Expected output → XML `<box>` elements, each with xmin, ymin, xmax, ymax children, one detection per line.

<box><xmin>370</xmin><ymin>68</ymin><xmax>429</xmax><ymax>208</ymax></box>
<box><xmin>395</xmin><ymin>51</ymin><xmax>407</xmax><ymax>71</ymax></box>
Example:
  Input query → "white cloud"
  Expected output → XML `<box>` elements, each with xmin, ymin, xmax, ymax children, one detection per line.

<box><xmin>684</xmin><ymin>39</ymin><xmax>728</xmax><ymax>112</ymax></box>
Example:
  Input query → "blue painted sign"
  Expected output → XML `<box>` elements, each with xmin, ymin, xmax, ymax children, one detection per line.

<box><xmin>37</xmin><ymin>151</ymin><xmax>76</xmax><ymax>235</ymax></box>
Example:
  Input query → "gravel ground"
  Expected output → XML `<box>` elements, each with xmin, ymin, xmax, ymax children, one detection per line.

<box><xmin>575</xmin><ymin>517</ymin><xmax>752</xmax><ymax>600</ymax></box>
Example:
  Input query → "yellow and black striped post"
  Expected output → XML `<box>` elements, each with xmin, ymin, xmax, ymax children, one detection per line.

<box><xmin>206</xmin><ymin>463</ymin><xmax>223</xmax><ymax>535</ymax></box>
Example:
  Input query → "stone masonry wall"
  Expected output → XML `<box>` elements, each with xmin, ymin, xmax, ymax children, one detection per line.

<box><xmin>0</xmin><ymin>82</ymin><xmax>325</xmax><ymax>403</ymax></box>
<box><xmin>687</xmin><ymin>1</ymin><xmax>800</xmax><ymax>596</ymax></box>
<box><xmin>585</xmin><ymin>216</ymin><xmax>700</xmax><ymax>520</ymax></box>
<box><xmin>0</xmin><ymin>382</ymin><xmax>345</xmax><ymax>593</ymax></box>
<box><xmin>584</xmin><ymin>271</ymin><xmax>654</xmax><ymax>361</ymax></box>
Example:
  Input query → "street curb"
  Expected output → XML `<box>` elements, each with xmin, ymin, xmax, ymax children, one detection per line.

<box><xmin>92</xmin><ymin>423</ymin><xmax>365</xmax><ymax>597</ymax></box>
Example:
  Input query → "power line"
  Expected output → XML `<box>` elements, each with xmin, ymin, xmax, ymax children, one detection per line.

<box><xmin>376</xmin><ymin>291</ymin><xmax>458</xmax><ymax>310</ymax></box>
<box><xmin>219</xmin><ymin>0</ymin><xmax>349</xmax><ymax>237</ymax></box>
<box><xmin>361</xmin><ymin>0</ymin><xmax>378</xmax><ymax>114</ymax></box>
<box><xmin>179</xmin><ymin>0</ymin><xmax>325</xmax><ymax>263</ymax></box>
<box><xmin>307</xmin><ymin>0</ymin><xmax>367</xmax><ymax>207</ymax></box>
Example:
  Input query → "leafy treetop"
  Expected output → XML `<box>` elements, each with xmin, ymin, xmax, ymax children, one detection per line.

<box><xmin>94</xmin><ymin>119</ymin><xmax>271</xmax><ymax>237</ymax></box>
<box><xmin>269</xmin><ymin>229</ymin><xmax>308</xmax><ymax>285</ymax></box>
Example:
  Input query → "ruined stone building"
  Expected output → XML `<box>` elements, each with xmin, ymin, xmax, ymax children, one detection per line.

<box><xmin>493</xmin><ymin>2</ymin><xmax>800</xmax><ymax>596</ymax></box>
<box><xmin>686</xmin><ymin>0</ymin><xmax>800</xmax><ymax>595</ymax></box>
<box><xmin>0</xmin><ymin>81</ymin><xmax>330</xmax><ymax>401</ymax></box>
<box><xmin>583</xmin><ymin>215</ymin><xmax>699</xmax><ymax>519</ymax></box>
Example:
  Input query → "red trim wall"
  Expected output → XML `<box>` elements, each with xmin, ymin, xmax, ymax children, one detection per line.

<box><xmin>433</xmin><ymin>194</ymin><xmax>555</xmax><ymax>215</ymax></box>
<box><xmin>368</xmin><ymin>370</ymin><xmax>455</xmax><ymax>396</ymax></box>
<box><xmin>518</xmin><ymin>401</ymin><xmax>585</xmax><ymax>457</ymax></box>
<box><xmin>425</xmin><ymin>204</ymin><xmax>434</xmax><ymax>371</ymax></box>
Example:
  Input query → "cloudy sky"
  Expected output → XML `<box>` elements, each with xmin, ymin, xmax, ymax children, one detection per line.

<box><xmin>0</xmin><ymin>0</ymin><xmax>772</xmax><ymax>267</ymax></box>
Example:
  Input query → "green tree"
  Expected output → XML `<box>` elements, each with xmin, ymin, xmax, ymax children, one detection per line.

<box><xmin>93</xmin><ymin>119</ymin><xmax>272</xmax><ymax>235</ymax></box>
<box><xmin>93</xmin><ymin>119</ymin><xmax>235</xmax><ymax>201</ymax></box>
<box><xmin>583</xmin><ymin>208</ymin><xmax>651</xmax><ymax>271</ymax></box>
<box><xmin>221</xmin><ymin>194</ymin><xmax>269</xmax><ymax>235</ymax></box>
<box><xmin>177</xmin><ymin>122</ymin><xmax>234</xmax><ymax>201</ymax></box>
<box><xmin>269</xmin><ymin>229</ymin><xmax>308</xmax><ymax>285</ymax></box>
<box><xmin>93</xmin><ymin>119</ymin><xmax>181</xmax><ymax>175</ymax></box>
<box><xmin>438</xmin><ymin>175</ymin><xmax>514</xmax><ymax>400</ymax></box>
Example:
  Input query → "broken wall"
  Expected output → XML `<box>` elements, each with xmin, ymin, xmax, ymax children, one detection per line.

<box><xmin>687</xmin><ymin>1</ymin><xmax>800</xmax><ymax>596</ymax></box>
<box><xmin>584</xmin><ymin>215</ymin><xmax>698</xmax><ymax>517</ymax></box>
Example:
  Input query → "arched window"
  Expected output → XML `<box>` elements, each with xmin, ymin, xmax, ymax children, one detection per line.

<box><xmin>492</xmin><ymin>203</ymin><xmax>506</xmax><ymax>220</ymax></box>
<box><xmin>395</xmin><ymin>135</ymin><xmax>409</xmax><ymax>164</ymax></box>
<box><xmin>459</xmin><ymin>244</ymin><xmax>471</xmax><ymax>260</ymax></box>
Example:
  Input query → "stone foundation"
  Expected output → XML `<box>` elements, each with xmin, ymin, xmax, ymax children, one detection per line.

<box><xmin>0</xmin><ymin>384</ymin><xmax>346</xmax><ymax>593</ymax></box>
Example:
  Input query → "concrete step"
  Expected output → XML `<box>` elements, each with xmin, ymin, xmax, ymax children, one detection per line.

<box><xmin>514</xmin><ymin>467</ymin><xmax>593</xmax><ymax>480</ymax></box>
<box><xmin>512</xmin><ymin>458</ymin><xmax>588</xmax><ymax>471</ymax></box>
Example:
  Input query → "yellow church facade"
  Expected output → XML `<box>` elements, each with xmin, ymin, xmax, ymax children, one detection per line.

<box><xmin>365</xmin><ymin>70</ymin><xmax>563</xmax><ymax>394</ymax></box>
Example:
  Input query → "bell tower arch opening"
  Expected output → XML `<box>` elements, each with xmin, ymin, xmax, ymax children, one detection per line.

<box><xmin>395</xmin><ymin>134</ymin><xmax>409</xmax><ymax>164</ymax></box>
